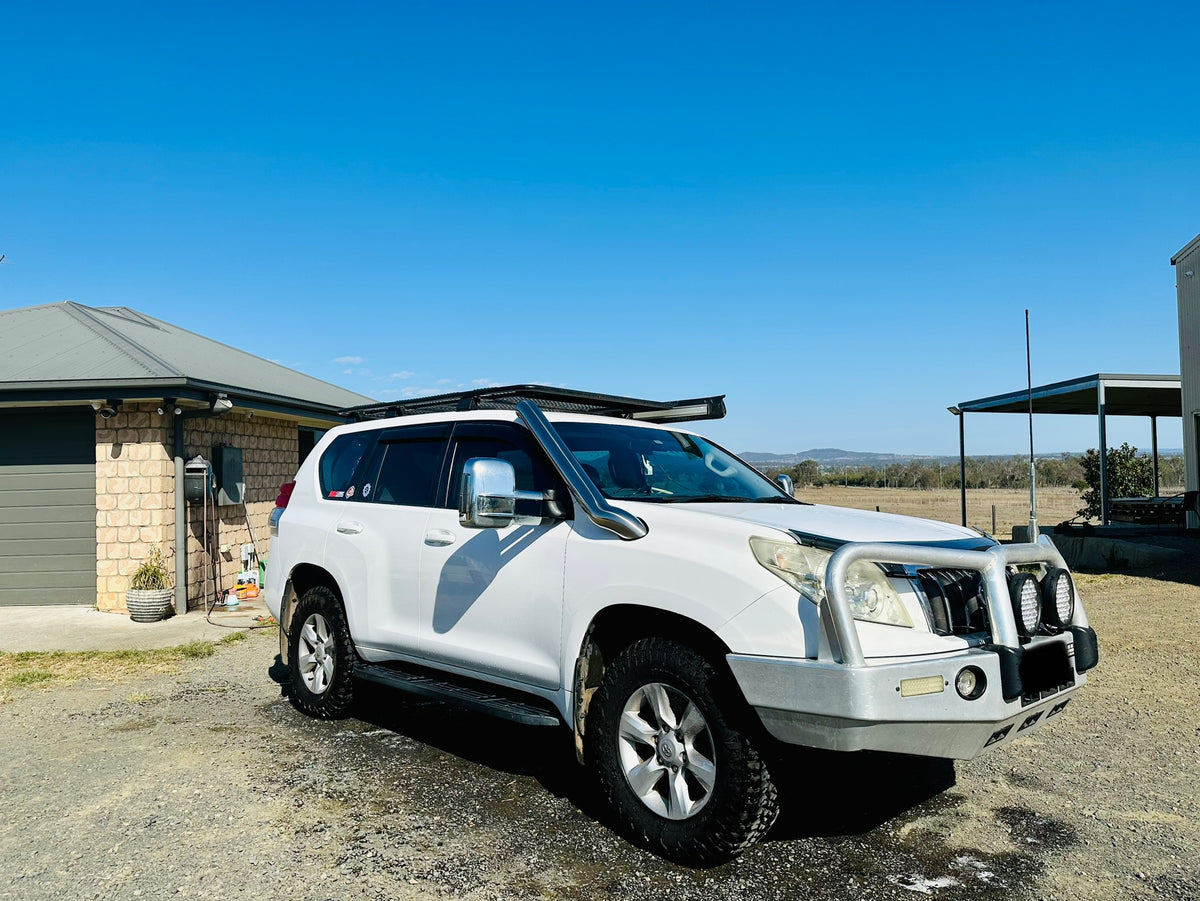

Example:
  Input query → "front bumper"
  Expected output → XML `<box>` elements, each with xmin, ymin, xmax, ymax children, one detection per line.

<box><xmin>729</xmin><ymin>628</ymin><xmax>1096</xmax><ymax>759</ymax></box>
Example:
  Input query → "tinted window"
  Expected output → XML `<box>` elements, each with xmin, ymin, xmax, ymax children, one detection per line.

<box><xmin>319</xmin><ymin>432</ymin><xmax>374</xmax><ymax>499</ymax></box>
<box><xmin>446</xmin><ymin>423</ymin><xmax>565</xmax><ymax>512</ymax></box>
<box><xmin>371</xmin><ymin>439</ymin><xmax>447</xmax><ymax>507</ymax></box>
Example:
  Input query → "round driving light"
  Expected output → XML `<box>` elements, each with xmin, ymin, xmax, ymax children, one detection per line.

<box><xmin>1042</xmin><ymin>567</ymin><xmax>1075</xmax><ymax>631</ymax></box>
<box><xmin>1008</xmin><ymin>572</ymin><xmax>1042</xmax><ymax>637</ymax></box>
<box><xmin>955</xmin><ymin>666</ymin><xmax>986</xmax><ymax>700</ymax></box>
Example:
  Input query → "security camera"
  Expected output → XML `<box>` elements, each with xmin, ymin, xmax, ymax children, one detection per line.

<box><xmin>99</xmin><ymin>406</ymin><xmax>117</xmax><ymax>419</ymax></box>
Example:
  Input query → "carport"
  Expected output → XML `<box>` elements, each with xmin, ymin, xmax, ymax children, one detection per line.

<box><xmin>949</xmin><ymin>373</ymin><xmax>1182</xmax><ymax>526</ymax></box>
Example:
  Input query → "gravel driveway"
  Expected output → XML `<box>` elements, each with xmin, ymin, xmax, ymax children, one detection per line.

<box><xmin>1</xmin><ymin>563</ymin><xmax>1197</xmax><ymax>901</ymax></box>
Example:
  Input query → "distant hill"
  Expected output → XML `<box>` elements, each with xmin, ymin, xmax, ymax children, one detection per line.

<box><xmin>738</xmin><ymin>447</ymin><xmax>1184</xmax><ymax>467</ymax></box>
<box><xmin>740</xmin><ymin>449</ymin><xmax>922</xmax><ymax>467</ymax></box>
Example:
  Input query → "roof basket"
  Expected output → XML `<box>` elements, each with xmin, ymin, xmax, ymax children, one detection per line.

<box><xmin>340</xmin><ymin>384</ymin><xmax>726</xmax><ymax>424</ymax></box>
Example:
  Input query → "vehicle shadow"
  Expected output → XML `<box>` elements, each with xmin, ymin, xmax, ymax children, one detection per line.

<box><xmin>339</xmin><ymin>678</ymin><xmax>956</xmax><ymax>845</ymax></box>
<box><xmin>762</xmin><ymin>744</ymin><xmax>957</xmax><ymax>841</ymax></box>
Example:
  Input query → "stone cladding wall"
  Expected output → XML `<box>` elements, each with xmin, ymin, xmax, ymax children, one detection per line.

<box><xmin>94</xmin><ymin>405</ymin><xmax>298</xmax><ymax>613</ymax></box>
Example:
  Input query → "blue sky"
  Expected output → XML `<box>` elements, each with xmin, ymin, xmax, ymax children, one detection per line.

<box><xmin>2</xmin><ymin>1</ymin><xmax>1196</xmax><ymax>455</ymax></box>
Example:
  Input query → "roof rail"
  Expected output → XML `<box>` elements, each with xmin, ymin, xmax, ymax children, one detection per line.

<box><xmin>340</xmin><ymin>384</ymin><xmax>726</xmax><ymax>424</ymax></box>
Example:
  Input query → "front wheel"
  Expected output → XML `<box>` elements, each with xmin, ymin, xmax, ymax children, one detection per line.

<box><xmin>585</xmin><ymin>638</ymin><xmax>779</xmax><ymax>866</ymax></box>
<box><xmin>287</xmin><ymin>586</ymin><xmax>355</xmax><ymax>719</ymax></box>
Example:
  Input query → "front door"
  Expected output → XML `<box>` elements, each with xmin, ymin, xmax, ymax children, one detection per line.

<box><xmin>417</xmin><ymin>421</ymin><xmax>570</xmax><ymax>689</ymax></box>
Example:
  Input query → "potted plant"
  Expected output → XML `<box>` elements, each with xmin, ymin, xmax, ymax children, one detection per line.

<box><xmin>126</xmin><ymin>546</ymin><xmax>174</xmax><ymax>623</ymax></box>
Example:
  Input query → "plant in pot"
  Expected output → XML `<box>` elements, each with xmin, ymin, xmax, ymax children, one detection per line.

<box><xmin>126</xmin><ymin>546</ymin><xmax>174</xmax><ymax>623</ymax></box>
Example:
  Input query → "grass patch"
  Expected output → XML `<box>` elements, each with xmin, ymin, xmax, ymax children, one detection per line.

<box><xmin>0</xmin><ymin>632</ymin><xmax>258</xmax><ymax>700</ymax></box>
<box><xmin>4</xmin><ymin>670</ymin><xmax>56</xmax><ymax>687</ymax></box>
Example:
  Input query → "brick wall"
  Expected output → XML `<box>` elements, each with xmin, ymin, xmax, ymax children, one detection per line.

<box><xmin>182</xmin><ymin>413</ymin><xmax>298</xmax><ymax>609</ymax></box>
<box><xmin>95</xmin><ymin>405</ymin><xmax>300</xmax><ymax>614</ymax></box>
<box><xmin>94</xmin><ymin>404</ymin><xmax>176</xmax><ymax>613</ymax></box>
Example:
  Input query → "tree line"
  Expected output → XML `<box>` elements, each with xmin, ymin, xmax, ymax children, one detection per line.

<box><xmin>764</xmin><ymin>448</ymin><xmax>1186</xmax><ymax>494</ymax></box>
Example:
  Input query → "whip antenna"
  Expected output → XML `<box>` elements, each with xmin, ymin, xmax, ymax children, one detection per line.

<box><xmin>1026</xmin><ymin>309</ymin><xmax>1037</xmax><ymax>539</ymax></box>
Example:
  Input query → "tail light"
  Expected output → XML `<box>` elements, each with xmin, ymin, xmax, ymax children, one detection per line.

<box><xmin>275</xmin><ymin>481</ymin><xmax>296</xmax><ymax>508</ymax></box>
<box><xmin>270</xmin><ymin>481</ymin><xmax>296</xmax><ymax>535</ymax></box>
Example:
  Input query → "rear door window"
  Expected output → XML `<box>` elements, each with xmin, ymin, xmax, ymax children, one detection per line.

<box><xmin>361</xmin><ymin>423</ymin><xmax>452</xmax><ymax>508</ymax></box>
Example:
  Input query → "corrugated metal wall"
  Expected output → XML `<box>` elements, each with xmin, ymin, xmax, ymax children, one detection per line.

<box><xmin>1176</xmin><ymin>237</ymin><xmax>1200</xmax><ymax>528</ymax></box>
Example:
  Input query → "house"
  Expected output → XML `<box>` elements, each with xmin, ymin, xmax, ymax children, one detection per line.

<box><xmin>0</xmin><ymin>301</ymin><xmax>371</xmax><ymax>614</ymax></box>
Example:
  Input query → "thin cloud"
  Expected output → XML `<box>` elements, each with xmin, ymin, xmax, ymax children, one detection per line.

<box><xmin>390</xmin><ymin>371</ymin><xmax>416</xmax><ymax>380</ymax></box>
<box><xmin>333</xmin><ymin>356</ymin><xmax>365</xmax><ymax>365</ymax></box>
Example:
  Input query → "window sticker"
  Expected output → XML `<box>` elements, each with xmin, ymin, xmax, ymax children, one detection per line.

<box><xmin>328</xmin><ymin>490</ymin><xmax>345</xmax><ymax>498</ymax></box>
<box><xmin>363</xmin><ymin>482</ymin><xmax>372</xmax><ymax>498</ymax></box>
<box><xmin>347</xmin><ymin>485</ymin><xmax>356</xmax><ymax>498</ymax></box>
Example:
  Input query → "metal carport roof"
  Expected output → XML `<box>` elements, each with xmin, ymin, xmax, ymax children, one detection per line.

<box><xmin>956</xmin><ymin>373</ymin><xmax>1181</xmax><ymax>417</ymax></box>
<box><xmin>950</xmin><ymin>373</ymin><xmax>1182</xmax><ymax>526</ymax></box>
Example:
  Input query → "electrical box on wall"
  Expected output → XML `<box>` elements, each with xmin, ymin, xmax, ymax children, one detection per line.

<box><xmin>211</xmin><ymin>445</ymin><xmax>244</xmax><ymax>506</ymax></box>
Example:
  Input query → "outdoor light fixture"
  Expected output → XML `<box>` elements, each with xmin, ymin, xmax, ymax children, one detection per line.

<box><xmin>1185</xmin><ymin>269</ymin><xmax>1194</xmax><ymax>278</ymax></box>
<box><xmin>94</xmin><ymin>399</ymin><xmax>122</xmax><ymax>420</ymax></box>
<box><xmin>211</xmin><ymin>394</ymin><xmax>234</xmax><ymax>414</ymax></box>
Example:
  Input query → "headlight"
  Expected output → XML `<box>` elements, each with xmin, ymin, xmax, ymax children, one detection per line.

<box><xmin>749</xmin><ymin>537</ymin><xmax>829</xmax><ymax>603</ymax></box>
<box><xmin>749</xmin><ymin>538</ymin><xmax>913</xmax><ymax>628</ymax></box>
<box><xmin>1042</xmin><ymin>568</ymin><xmax>1075</xmax><ymax>631</ymax></box>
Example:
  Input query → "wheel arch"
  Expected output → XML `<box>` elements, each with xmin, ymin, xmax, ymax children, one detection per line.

<box><xmin>280</xmin><ymin>563</ymin><xmax>348</xmax><ymax>656</ymax></box>
<box><xmin>571</xmin><ymin>604</ymin><xmax>740</xmax><ymax>764</ymax></box>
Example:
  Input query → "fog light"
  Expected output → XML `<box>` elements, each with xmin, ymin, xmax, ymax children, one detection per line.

<box><xmin>900</xmin><ymin>675</ymin><xmax>945</xmax><ymax>697</ymax></box>
<box><xmin>955</xmin><ymin>666</ymin><xmax>987</xmax><ymax>700</ymax></box>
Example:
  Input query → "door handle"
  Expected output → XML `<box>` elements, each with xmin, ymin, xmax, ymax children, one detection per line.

<box><xmin>424</xmin><ymin>529</ymin><xmax>456</xmax><ymax>547</ymax></box>
<box><xmin>336</xmin><ymin>521</ymin><xmax>364</xmax><ymax>535</ymax></box>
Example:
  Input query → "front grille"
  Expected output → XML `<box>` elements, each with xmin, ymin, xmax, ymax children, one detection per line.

<box><xmin>917</xmin><ymin>569</ymin><xmax>989</xmax><ymax>636</ymax></box>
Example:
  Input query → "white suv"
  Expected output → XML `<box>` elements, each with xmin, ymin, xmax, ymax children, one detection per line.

<box><xmin>266</xmin><ymin>386</ymin><xmax>1097</xmax><ymax>866</ymax></box>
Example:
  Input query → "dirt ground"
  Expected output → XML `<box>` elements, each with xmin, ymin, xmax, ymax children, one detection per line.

<box><xmin>1</xmin><ymin>552</ymin><xmax>1197</xmax><ymax>900</ymax></box>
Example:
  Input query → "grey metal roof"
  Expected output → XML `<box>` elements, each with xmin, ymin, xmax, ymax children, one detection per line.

<box><xmin>956</xmin><ymin>373</ymin><xmax>1182</xmax><ymax>417</ymax></box>
<box><xmin>0</xmin><ymin>302</ymin><xmax>372</xmax><ymax>413</ymax></box>
<box><xmin>1171</xmin><ymin>233</ymin><xmax>1200</xmax><ymax>265</ymax></box>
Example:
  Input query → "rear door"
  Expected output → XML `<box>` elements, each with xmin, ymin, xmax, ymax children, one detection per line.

<box><xmin>322</xmin><ymin>423</ymin><xmax>450</xmax><ymax>653</ymax></box>
<box><xmin>417</xmin><ymin>421</ymin><xmax>570</xmax><ymax>689</ymax></box>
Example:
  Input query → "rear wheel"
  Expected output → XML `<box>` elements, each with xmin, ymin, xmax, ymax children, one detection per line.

<box><xmin>288</xmin><ymin>586</ymin><xmax>355</xmax><ymax>719</ymax></box>
<box><xmin>586</xmin><ymin>638</ymin><xmax>778</xmax><ymax>866</ymax></box>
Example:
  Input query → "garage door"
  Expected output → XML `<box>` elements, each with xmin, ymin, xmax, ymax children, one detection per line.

<box><xmin>0</xmin><ymin>408</ymin><xmax>96</xmax><ymax>605</ymax></box>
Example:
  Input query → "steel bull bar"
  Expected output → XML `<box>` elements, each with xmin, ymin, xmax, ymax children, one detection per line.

<box><xmin>820</xmin><ymin>535</ymin><xmax>1095</xmax><ymax>700</ymax></box>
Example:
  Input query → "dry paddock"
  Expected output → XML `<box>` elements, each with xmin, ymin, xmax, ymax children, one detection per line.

<box><xmin>0</xmin><ymin>548</ymin><xmax>1197</xmax><ymax>899</ymax></box>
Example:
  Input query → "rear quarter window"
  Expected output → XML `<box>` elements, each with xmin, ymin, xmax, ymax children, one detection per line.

<box><xmin>318</xmin><ymin>432</ymin><xmax>374</xmax><ymax>499</ymax></box>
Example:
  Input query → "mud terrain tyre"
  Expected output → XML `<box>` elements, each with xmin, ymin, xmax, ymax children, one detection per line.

<box><xmin>586</xmin><ymin>637</ymin><xmax>779</xmax><ymax>866</ymax></box>
<box><xmin>288</xmin><ymin>586</ymin><xmax>355</xmax><ymax>719</ymax></box>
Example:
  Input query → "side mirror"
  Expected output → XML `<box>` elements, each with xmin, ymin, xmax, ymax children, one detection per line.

<box><xmin>775</xmin><ymin>473</ymin><xmax>794</xmax><ymax>497</ymax></box>
<box><xmin>459</xmin><ymin>458</ymin><xmax>548</xmax><ymax>528</ymax></box>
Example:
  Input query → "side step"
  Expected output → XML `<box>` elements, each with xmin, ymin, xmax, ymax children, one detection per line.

<box><xmin>354</xmin><ymin>662</ymin><xmax>562</xmax><ymax>727</ymax></box>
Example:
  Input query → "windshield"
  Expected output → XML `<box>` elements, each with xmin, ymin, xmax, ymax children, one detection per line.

<box><xmin>554</xmin><ymin>421</ymin><xmax>794</xmax><ymax>503</ymax></box>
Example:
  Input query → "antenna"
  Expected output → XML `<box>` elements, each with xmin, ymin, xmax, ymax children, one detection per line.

<box><xmin>1026</xmin><ymin>309</ymin><xmax>1037</xmax><ymax>539</ymax></box>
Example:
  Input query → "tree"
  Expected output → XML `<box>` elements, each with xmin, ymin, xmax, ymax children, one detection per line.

<box><xmin>1077</xmin><ymin>443</ymin><xmax>1153</xmax><ymax>520</ymax></box>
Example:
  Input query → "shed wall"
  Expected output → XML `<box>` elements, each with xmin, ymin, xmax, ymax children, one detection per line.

<box><xmin>1177</xmin><ymin>241</ymin><xmax>1200</xmax><ymax>528</ymax></box>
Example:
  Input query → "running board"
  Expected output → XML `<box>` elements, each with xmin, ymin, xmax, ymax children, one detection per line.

<box><xmin>354</xmin><ymin>662</ymin><xmax>562</xmax><ymax>727</ymax></box>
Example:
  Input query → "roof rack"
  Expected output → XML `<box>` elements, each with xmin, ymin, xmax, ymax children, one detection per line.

<box><xmin>340</xmin><ymin>384</ymin><xmax>726</xmax><ymax>424</ymax></box>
